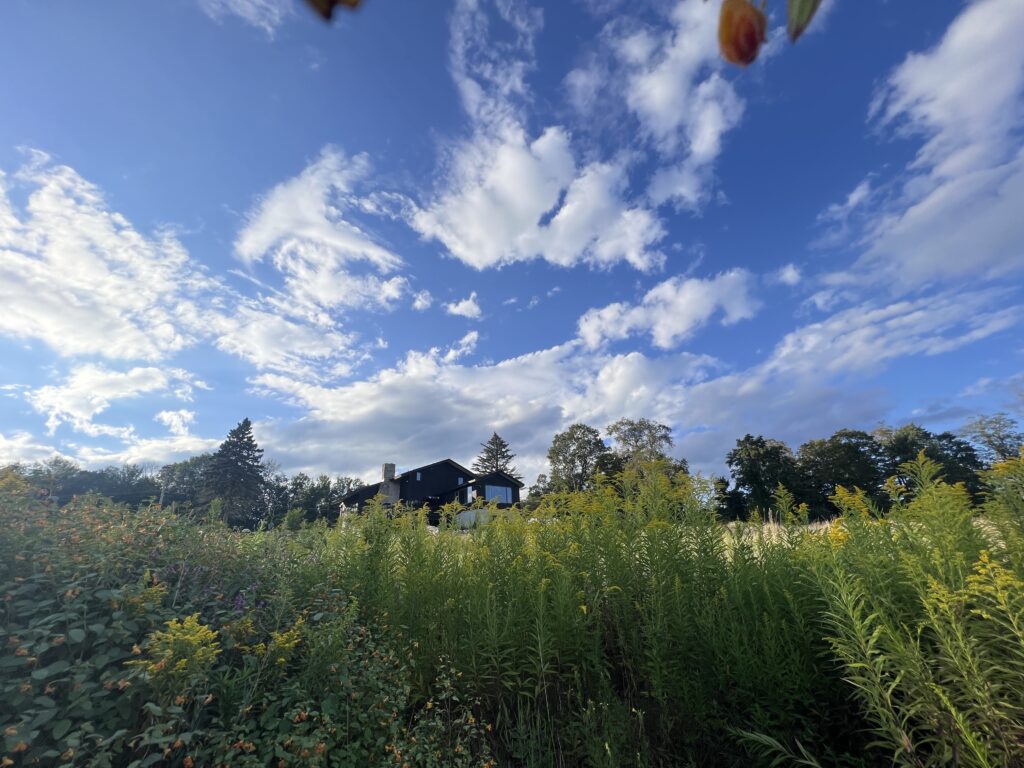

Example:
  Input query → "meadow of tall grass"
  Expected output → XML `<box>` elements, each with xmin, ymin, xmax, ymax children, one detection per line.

<box><xmin>2</xmin><ymin>453</ymin><xmax>1023</xmax><ymax>767</ymax></box>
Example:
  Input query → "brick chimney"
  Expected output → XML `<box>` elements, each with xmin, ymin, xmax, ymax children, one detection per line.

<box><xmin>382</xmin><ymin>463</ymin><xmax>396</xmax><ymax>481</ymax></box>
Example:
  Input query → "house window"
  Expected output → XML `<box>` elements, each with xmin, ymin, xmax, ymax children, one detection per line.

<box><xmin>416</xmin><ymin>471</ymin><xmax>422</xmax><ymax>481</ymax></box>
<box><xmin>457</xmin><ymin>476</ymin><xmax>464</xmax><ymax>485</ymax></box>
<box><xmin>484</xmin><ymin>485</ymin><xmax>512</xmax><ymax>504</ymax></box>
<box><xmin>465</xmin><ymin>486</ymin><xmax>476</xmax><ymax>503</ymax></box>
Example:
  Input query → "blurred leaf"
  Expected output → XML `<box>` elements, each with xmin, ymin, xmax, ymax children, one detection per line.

<box><xmin>788</xmin><ymin>0</ymin><xmax>822</xmax><ymax>42</ymax></box>
<box><xmin>304</xmin><ymin>0</ymin><xmax>363</xmax><ymax>21</ymax></box>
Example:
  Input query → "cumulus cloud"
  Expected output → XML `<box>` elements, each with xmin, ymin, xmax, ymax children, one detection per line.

<box><xmin>412</xmin><ymin>290</ymin><xmax>434</xmax><ymax>311</ymax></box>
<box><xmin>607</xmin><ymin>1</ymin><xmax>745</xmax><ymax>207</ymax></box>
<box><xmin>26</xmin><ymin>365</ymin><xmax>204</xmax><ymax>439</ymax></box>
<box><xmin>73</xmin><ymin>433</ymin><xmax>222</xmax><ymax>469</ymax></box>
<box><xmin>197</xmin><ymin>0</ymin><xmax>291</xmax><ymax>35</ymax></box>
<box><xmin>249</xmin><ymin>279</ymin><xmax>1020</xmax><ymax>481</ymax></box>
<box><xmin>251</xmin><ymin>340</ymin><xmax>718</xmax><ymax>481</ymax></box>
<box><xmin>578</xmin><ymin>269</ymin><xmax>760</xmax><ymax>349</ymax></box>
<box><xmin>155</xmin><ymin>409</ymin><xmax>197</xmax><ymax>437</ymax></box>
<box><xmin>770</xmin><ymin>264</ymin><xmax>802</xmax><ymax>286</ymax></box>
<box><xmin>445</xmin><ymin>292</ymin><xmax>482</xmax><ymax>319</ymax></box>
<box><xmin>410</xmin><ymin>0</ymin><xmax>666</xmax><ymax>272</ymax></box>
<box><xmin>0</xmin><ymin>431</ymin><xmax>65</xmax><ymax>465</ymax></box>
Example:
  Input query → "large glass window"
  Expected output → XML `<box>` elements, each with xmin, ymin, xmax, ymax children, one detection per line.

<box><xmin>484</xmin><ymin>485</ymin><xmax>513</xmax><ymax>504</ymax></box>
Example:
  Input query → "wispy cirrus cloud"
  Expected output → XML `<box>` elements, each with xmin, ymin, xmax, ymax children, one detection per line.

<box><xmin>822</xmin><ymin>0</ymin><xmax>1024</xmax><ymax>289</ymax></box>
<box><xmin>197</xmin><ymin>0</ymin><xmax>292</xmax><ymax>36</ymax></box>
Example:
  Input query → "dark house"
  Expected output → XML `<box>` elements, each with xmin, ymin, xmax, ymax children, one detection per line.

<box><xmin>339</xmin><ymin>459</ymin><xmax>523</xmax><ymax>518</ymax></box>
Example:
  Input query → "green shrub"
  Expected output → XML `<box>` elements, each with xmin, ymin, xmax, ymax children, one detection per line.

<box><xmin>2</xmin><ymin>456</ymin><xmax>1024</xmax><ymax>766</ymax></box>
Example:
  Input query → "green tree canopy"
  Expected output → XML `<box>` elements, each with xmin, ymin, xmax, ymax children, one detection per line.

<box><xmin>547</xmin><ymin>423</ymin><xmax>608</xmax><ymax>492</ymax></box>
<box><xmin>726</xmin><ymin>434</ymin><xmax>800</xmax><ymax>516</ymax></box>
<box><xmin>796</xmin><ymin>429</ymin><xmax>885</xmax><ymax>517</ymax></box>
<box><xmin>874</xmin><ymin>423</ymin><xmax>983</xmax><ymax>496</ymax></box>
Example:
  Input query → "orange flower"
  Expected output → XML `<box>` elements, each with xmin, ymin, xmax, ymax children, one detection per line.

<box><xmin>719</xmin><ymin>0</ymin><xmax>767</xmax><ymax>67</ymax></box>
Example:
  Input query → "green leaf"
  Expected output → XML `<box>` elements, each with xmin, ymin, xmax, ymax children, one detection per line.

<box><xmin>52</xmin><ymin>719</ymin><xmax>73</xmax><ymax>740</ymax></box>
<box><xmin>787</xmin><ymin>0</ymin><xmax>822</xmax><ymax>42</ymax></box>
<box><xmin>68</xmin><ymin>627</ymin><xmax>86</xmax><ymax>643</ymax></box>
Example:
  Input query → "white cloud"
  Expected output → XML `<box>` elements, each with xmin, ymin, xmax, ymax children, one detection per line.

<box><xmin>578</xmin><ymin>269</ymin><xmax>760</xmax><ymax>349</ymax></box>
<box><xmin>197</xmin><ymin>0</ymin><xmax>291</xmax><ymax>36</ymax></box>
<box><xmin>412</xmin><ymin>290</ymin><xmax>434</xmax><ymax>311</ymax></box>
<box><xmin>155</xmin><ymin>409</ymin><xmax>197</xmax><ymax>437</ymax></box>
<box><xmin>0</xmin><ymin>154</ymin><xmax>216</xmax><ymax>361</ymax></box>
<box><xmin>208</xmin><ymin>302</ymin><xmax>356</xmax><ymax>380</ymax></box>
<box><xmin>251</xmin><ymin>340</ymin><xmax>718</xmax><ymax>481</ymax></box>
<box><xmin>849</xmin><ymin>0</ymin><xmax>1024</xmax><ymax>287</ymax></box>
<box><xmin>0</xmin><ymin>152</ymin><xmax>362</xmax><ymax>382</ymax></box>
<box><xmin>442</xmin><ymin>331</ymin><xmax>479</xmax><ymax>363</ymax></box>
<box><xmin>771</xmin><ymin>264</ymin><xmax>802</xmax><ymax>286</ymax></box>
<box><xmin>410</xmin><ymin>0</ymin><xmax>666</xmax><ymax>272</ymax></box>
<box><xmin>73</xmin><ymin>434</ymin><xmax>222</xmax><ymax>469</ymax></box>
<box><xmin>614</xmin><ymin>2</ymin><xmax>745</xmax><ymax>207</ymax></box>
<box><xmin>766</xmin><ymin>289</ymin><xmax>1020</xmax><ymax>377</ymax></box>
<box><xmin>445</xmin><ymin>291</ymin><xmax>482</xmax><ymax>320</ymax></box>
<box><xmin>249</xmin><ymin>280</ymin><xmax>1020</xmax><ymax>480</ymax></box>
<box><xmin>26</xmin><ymin>365</ymin><xmax>203</xmax><ymax>439</ymax></box>
<box><xmin>0</xmin><ymin>431</ymin><xmax>65</xmax><ymax>466</ymax></box>
<box><xmin>236</xmin><ymin>146</ymin><xmax>407</xmax><ymax>322</ymax></box>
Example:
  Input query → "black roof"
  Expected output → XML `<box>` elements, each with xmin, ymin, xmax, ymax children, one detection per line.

<box><xmin>338</xmin><ymin>458</ymin><xmax>476</xmax><ymax>503</ymax></box>
<box><xmin>451</xmin><ymin>470</ymin><xmax>525</xmax><ymax>490</ymax></box>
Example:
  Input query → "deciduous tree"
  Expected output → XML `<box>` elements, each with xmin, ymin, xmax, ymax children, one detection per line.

<box><xmin>959</xmin><ymin>412</ymin><xmax>1024</xmax><ymax>464</ymax></box>
<box><xmin>726</xmin><ymin>434</ymin><xmax>800</xmax><ymax>516</ymax></box>
<box><xmin>547</xmin><ymin>423</ymin><xmax>608</xmax><ymax>492</ymax></box>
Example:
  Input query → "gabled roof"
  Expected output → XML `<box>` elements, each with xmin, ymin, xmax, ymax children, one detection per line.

<box><xmin>339</xmin><ymin>482</ymin><xmax>381</xmax><ymax>503</ymax></box>
<box><xmin>452</xmin><ymin>470</ymin><xmax>525</xmax><ymax>490</ymax></box>
<box><xmin>396</xmin><ymin>458</ymin><xmax>474</xmax><ymax>480</ymax></box>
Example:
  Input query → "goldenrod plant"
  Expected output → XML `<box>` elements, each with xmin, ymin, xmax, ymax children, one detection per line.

<box><xmin>2</xmin><ymin>456</ymin><xmax>1024</xmax><ymax>766</ymax></box>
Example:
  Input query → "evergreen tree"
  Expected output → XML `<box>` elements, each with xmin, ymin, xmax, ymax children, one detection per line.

<box><xmin>472</xmin><ymin>432</ymin><xmax>521</xmax><ymax>479</ymax></box>
<box><xmin>204</xmin><ymin>418</ymin><xmax>267</xmax><ymax>527</ymax></box>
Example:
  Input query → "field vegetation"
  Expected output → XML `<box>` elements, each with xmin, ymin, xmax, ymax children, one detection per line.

<box><xmin>3</xmin><ymin>451</ymin><xmax>1024</xmax><ymax>767</ymax></box>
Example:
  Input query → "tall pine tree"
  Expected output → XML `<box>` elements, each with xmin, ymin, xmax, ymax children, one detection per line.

<box><xmin>472</xmin><ymin>432</ymin><xmax>521</xmax><ymax>480</ymax></box>
<box><xmin>204</xmin><ymin>418</ymin><xmax>267</xmax><ymax>527</ymax></box>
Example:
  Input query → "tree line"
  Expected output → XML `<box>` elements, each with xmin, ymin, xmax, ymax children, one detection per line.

<box><xmin>10</xmin><ymin>418</ymin><xmax>364</xmax><ymax>528</ymax></box>
<box><xmin>533</xmin><ymin>413</ymin><xmax>1023</xmax><ymax>520</ymax></box>
<box><xmin>5</xmin><ymin>413</ymin><xmax>1021</xmax><ymax>526</ymax></box>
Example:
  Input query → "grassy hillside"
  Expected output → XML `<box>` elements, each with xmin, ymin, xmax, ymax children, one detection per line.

<box><xmin>2</xmin><ymin>455</ymin><xmax>1024</xmax><ymax>767</ymax></box>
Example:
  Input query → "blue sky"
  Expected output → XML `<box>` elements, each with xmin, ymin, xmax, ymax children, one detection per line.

<box><xmin>1</xmin><ymin>0</ymin><xmax>1022</xmax><ymax>483</ymax></box>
